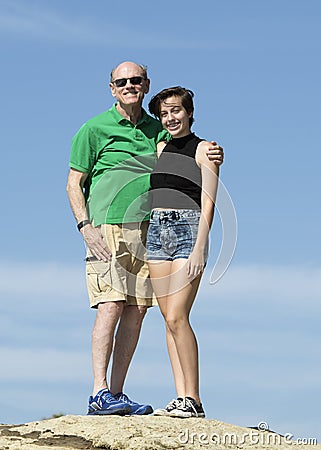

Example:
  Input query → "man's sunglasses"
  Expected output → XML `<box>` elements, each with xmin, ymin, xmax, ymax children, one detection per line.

<box><xmin>112</xmin><ymin>76</ymin><xmax>146</xmax><ymax>88</ymax></box>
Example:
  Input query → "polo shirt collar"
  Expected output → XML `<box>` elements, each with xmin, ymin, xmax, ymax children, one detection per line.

<box><xmin>111</xmin><ymin>103</ymin><xmax>150</xmax><ymax>126</ymax></box>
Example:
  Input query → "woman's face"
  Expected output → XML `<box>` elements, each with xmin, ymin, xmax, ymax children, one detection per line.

<box><xmin>159</xmin><ymin>96</ymin><xmax>192</xmax><ymax>138</ymax></box>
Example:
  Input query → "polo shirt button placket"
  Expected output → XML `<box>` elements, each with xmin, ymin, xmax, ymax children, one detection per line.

<box><xmin>133</xmin><ymin>127</ymin><xmax>143</xmax><ymax>141</ymax></box>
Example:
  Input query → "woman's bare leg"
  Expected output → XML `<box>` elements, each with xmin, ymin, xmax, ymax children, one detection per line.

<box><xmin>148</xmin><ymin>259</ymin><xmax>203</xmax><ymax>403</ymax></box>
<box><xmin>165</xmin><ymin>259</ymin><xmax>202</xmax><ymax>403</ymax></box>
<box><xmin>148</xmin><ymin>260</ymin><xmax>185</xmax><ymax>398</ymax></box>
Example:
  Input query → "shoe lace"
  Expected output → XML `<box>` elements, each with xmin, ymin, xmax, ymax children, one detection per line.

<box><xmin>167</xmin><ymin>398</ymin><xmax>181</xmax><ymax>409</ymax></box>
<box><xmin>183</xmin><ymin>397</ymin><xmax>197</xmax><ymax>414</ymax></box>
<box><xmin>117</xmin><ymin>393</ymin><xmax>134</xmax><ymax>405</ymax></box>
<box><xmin>93</xmin><ymin>389</ymin><xmax>112</xmax><ymax>407</ymax></box>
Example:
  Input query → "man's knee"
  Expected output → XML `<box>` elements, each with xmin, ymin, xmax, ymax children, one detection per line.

<box><xmin>97</xmin><ymin>301</ymin><xmax>125</xmax><ymax>322</ymax></box>
<box><xmin>123</xmin><ymin>305</ymin><xmax>147</xmax><ymax>326</ymax></box>
<box><xmin>93</xmin><ymin>302</ymin><xmax>125</xmax><ymax>338</ymax></box>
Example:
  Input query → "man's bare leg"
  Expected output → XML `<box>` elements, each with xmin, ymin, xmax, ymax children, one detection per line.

<box><xmin>92</xmin><ymin>301</ymin><xmax>124</xmax><ymax>396</ymax></box>
<box><xmin>110</xmin><ymin>305</ymin><xmax>147</xmax><ymax>395</ymax></box>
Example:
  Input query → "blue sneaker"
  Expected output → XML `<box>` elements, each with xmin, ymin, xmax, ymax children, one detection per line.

<box><xmin>113</xmin><ymin>392</ymin><xmax>153</xmax><ymax>415</ymax></box>
<box><xmin>87</xmin><ymin>388</ymin><xmax>131</xmax><ymax>415</ymax></box>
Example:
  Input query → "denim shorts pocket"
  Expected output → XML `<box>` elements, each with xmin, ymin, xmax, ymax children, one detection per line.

<box><xmin>146</xmin><ymin>223</ymin><xmax>161</xmax><ymax>251</ymax></box>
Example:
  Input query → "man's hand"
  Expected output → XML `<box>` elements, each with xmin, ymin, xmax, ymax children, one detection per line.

<box><xmin>206</xmin><ymin>141</ymin><xmax>224</xmax><ymax>165</ymax></box>
<box><xmin>81</xmin><ymin>224</ymin><xmax>112</xmax><ymax>262</ymax></box>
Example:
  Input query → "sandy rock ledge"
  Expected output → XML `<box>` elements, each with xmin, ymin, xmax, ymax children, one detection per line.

<box><xmin>0</xmin><ymin>415</ymin><xmax>319</xmax><ymax>450</ymax></box>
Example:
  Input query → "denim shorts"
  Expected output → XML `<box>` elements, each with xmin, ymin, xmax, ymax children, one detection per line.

<box><xmin>146</xmin><ymin>209</ymin><xmax>207</xmax><ymax>261</ymax></box>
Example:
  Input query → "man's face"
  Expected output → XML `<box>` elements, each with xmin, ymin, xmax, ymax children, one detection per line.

<box><xmin>110</xmin><ymin>63</ymin><xmax>150</xmax><ymax>107</ymax></box>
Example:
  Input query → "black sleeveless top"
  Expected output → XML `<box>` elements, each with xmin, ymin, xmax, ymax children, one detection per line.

<box><xmin>150</xmin><ymin>133</ymin><xmax>203</xmax><ymax>210</ymax></box>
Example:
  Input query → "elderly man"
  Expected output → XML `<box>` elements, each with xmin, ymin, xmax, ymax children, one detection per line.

<box><xmin>66</xmin><ymin>61</ymin><xmax>224</xmax><ymax>416</ymax></box>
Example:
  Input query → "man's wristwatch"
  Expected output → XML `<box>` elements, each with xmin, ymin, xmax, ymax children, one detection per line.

<box><xmin>77</xmin><ymin>219</ymin><xmax>91</xmax><ymax>231</ymax></box>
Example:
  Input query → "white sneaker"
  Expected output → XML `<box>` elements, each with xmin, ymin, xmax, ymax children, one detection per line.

<box><xmin>153</xmin><ymin>398</ymin><xmax>183</xmax><ymax>416</ymax></box>
<box><xmin>169</xmin><ymin>397</ymin><xmax>205</xmax><ymax>418</ymax></box>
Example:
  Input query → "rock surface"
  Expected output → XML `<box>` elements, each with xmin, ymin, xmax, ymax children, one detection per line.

<box><xmin>0</xmin><ymin>415</ymin><xmax>319</xmax><ymax>450</ymax></box>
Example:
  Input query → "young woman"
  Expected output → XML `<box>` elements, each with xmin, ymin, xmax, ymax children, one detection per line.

<box><xmin>146</xmin><ymin>87</ymin><xmax>220</xmax><ymax>418</ymax></box>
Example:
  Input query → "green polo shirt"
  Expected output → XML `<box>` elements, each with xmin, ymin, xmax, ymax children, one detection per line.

<box><xmin>70</xmin><ymin>104</ymin><xmax>169</xmax><ymax>225</ymax></box>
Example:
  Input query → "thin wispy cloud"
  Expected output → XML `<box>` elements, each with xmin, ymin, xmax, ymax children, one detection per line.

<box><xmin>0</xmin><ymin>0</ymin><xmax>223</xmax><ymax>49</ymax></box>
<box><xmin>202</xmin><ymin>264</ymin><xmax>321</xmax><ymax>309</ymax></box>
<box><xmin>0</xmin><ymin>347</ymin><xmax>91</xmax><ymax>382</ymax></box>
<box><xmin>0</xmin><ymin>261</ymin><xmax>84</xmax><ymax>297</ymax></box>
<box><xmin>1</xmin><ymin>261</ymin><xmax>320</xmax><ymax>314</ymax></box>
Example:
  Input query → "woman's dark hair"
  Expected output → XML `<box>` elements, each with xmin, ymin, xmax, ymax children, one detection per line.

<box><xmin>148</xmin><ymin>86</ymin><xmax>195</xmax><ymax>127</ymax></box>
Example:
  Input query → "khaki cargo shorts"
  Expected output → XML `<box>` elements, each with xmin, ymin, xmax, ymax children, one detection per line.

<box><xmin>86</xmin><ymin>221</ymin><xmax>156</xmax><ymax>308</ymax></box>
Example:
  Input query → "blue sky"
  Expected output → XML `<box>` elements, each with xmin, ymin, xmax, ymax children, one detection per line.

<box><xmin>0</xmin><ymin>0</ymin><xmax>320</xmax><ymax>442</ymax></box>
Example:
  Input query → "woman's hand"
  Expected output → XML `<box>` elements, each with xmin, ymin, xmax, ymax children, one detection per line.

<box><xmin>186</xmin><ymin>247</ymin><xmax>205</xmax><ymax>279</ymax></box>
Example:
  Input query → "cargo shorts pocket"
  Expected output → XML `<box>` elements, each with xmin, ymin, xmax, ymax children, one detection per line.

<box><xmin>86</xmin><ymin>257</ymin><xmax>111</xmax><ymax>294</ymax></box>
